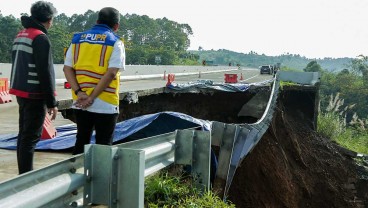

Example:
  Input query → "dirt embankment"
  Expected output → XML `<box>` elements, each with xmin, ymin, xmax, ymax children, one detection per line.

<box><xmin>228</xmin><ymin>99</ymin><xmax>368</xmax><ymax>208</ymax></box>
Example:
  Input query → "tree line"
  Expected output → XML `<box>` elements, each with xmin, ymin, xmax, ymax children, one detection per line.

<box><xmin>191</xmin><ymin>49</ymin><xmax>353</xmax><ymax>72</ymax></box>
<box><xmin>0</xmin><ymin>10</ymin><xmax>199</xmax><ymax>65</ymax></box>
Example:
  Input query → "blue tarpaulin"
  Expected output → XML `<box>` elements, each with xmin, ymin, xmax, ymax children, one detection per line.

<box><xmin>0</xmin><ymin>80</ymin><xmax>269</xmax><ymax>150</ymax></box>
<box><xmin>166</xmin><ymin>79</ymin><xmax>274</xmax><ymax>92</ymax></box>
<box><xmin>0</xmin><ymin>111</ymin><xmax>211</xmax><ymax>150</ymax></box>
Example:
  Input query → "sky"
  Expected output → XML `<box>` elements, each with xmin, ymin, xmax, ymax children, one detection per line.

<box><xmin>1</xmin><ymin>0</ymin><xmax>368</xmax><ymax>59</ymax></box>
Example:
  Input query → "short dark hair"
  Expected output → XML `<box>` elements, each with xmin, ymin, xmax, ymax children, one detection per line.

<box><xmin>31</xmin><ymin>1</ymin><xmax>57</xmax><ymax>23</ymax></box>
<box><xmin>97</xmin><ymin>7</ymin><xmax>120</xmax><ymax>28</ymax></box>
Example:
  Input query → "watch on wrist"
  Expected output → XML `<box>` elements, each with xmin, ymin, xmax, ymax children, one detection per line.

<box><xmin>74</xmin><ymin>88</ymin><xmax>83</xmax><ymax>95</ymax></box>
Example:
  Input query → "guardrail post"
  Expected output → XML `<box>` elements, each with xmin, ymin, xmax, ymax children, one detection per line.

<box><xmin>115</xmin><ymin>148</ymin><xmax>145</xmax><ymax>208</ymax></box>
<box><xmin>192</xmin><ymin>131</ymin><xmax>211</xmax><ymax>191</ymax></box>
<box><xmin>84</xmin><ymin>144</ymin><xmax>118</xmax><ymax>206</ymax></box>
<box><xmin>175</xmin><ymin>130</ymin><xmax>211</xmax><ymax>192</ymax></box>
<box><xmin>212</xmin><ymin>123</ymin><xmax>238</xmax><ymax>198</ymax></box>
<box><xmin>224</xmin><ymin>126</ymin><xmax>252</xmax><ymax>197</ymax></box>
<box><xmin>84</xmin><ymin>144</ymin><xmax>145</xmax><ymax>208</ymax></box>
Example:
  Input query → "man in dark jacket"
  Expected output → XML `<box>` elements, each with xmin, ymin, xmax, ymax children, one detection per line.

<box><xmin>9</xmin><ymin>1</ymin><xmax>58</xmax><ymax>174</ymax></box>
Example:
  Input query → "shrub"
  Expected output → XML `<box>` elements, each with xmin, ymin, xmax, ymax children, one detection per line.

<box><xmin>317</xmin><ymin>112</ymin><xmax>344</xmax><ymax>139</ymax></box>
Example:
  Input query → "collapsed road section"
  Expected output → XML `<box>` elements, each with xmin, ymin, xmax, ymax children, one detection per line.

<box><xmin>57</xmin><ymin>71</ymin><xmax>317</xmax><ymax>194</ymax></box>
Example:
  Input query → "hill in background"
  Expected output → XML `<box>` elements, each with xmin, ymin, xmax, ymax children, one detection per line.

<box><xmin>189</xmin><ymin>49</ymin><xmax>353</xmax><ymax>72</ymax></box>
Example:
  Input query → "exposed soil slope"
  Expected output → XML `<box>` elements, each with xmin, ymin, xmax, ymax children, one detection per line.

<box><xmin>228</xmin><ymin>101</ymin><xmax>367</xmax><ymax>208</ymax></box>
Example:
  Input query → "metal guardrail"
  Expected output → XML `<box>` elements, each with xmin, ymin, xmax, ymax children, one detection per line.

<box><xmin>0</xmin><ymin>129</ymin><xmax>211</xmax><ymax>208</ymax></box>
<box><xmin>210</xmin><ymin>73</ymin><xmax>280</xmax><ymax>198</ymax></box>
<box><xmin>0</xmin><ymin>155</ymin><xmax>84</xmax><ymax>207</ymax></box>
<box><xmin>211</xmin><ymin>72</ymin><xmax>320</xmax><ymax>199</ymax></box>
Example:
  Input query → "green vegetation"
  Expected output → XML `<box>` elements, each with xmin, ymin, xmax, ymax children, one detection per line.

<box><xmin>280</xmin><ymin>66</ymin><xmax>300</xmax><ymax>72</ymax></box>
<box><xmin>190</xmin><ymin>49</ymin><xmax>353</xmax><ymax>71</ymax></box>
<box><xmin>303</xmin><ymin>60</ymin><xmax>323</xmax><ymax>72</ymax></box>
<box><xmin>317</xmin><ymin>92</ymin><xmax>368</xmax><ymax>154</ymax></box>
<box><xmin>335</xmin><ymin>130</ymin><xmax>368</xmax><ymax>154</ymax></box>
<box><xmin>318</xmin><ymin>111</ymin><xmax>368</xmax><ymax>154</ymax></box>
<box><xmin>280</xmin><ymin>81</ymin><xmax>297</xmax><ymax>90</ymax></box>
<box><xmin>145</xmin><ymin>172</ymin><xmax>235</xmax><ymax>207</ymax></box>
<box><xmin>317</xmin><ymin>112</ymin><xmax>344</xmax><ymax>139</ymax></box>
<box><xmin>280</xmin><ymin>58</ymin><xmax>368</xmax><ymax>154</ymax></box>
<box><xmin>0</xmin><ymin>11</ymin><xmax>199</xmax><ymax>65</ymax></box>
<box><xmin>319</xmin><ymin>59</ymin><xmax>368</xmax><ymax>120</ymax></box>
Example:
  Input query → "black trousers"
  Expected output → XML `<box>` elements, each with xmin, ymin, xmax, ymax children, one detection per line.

<box><xmin>73</xmin><ymin>109</ymin><xmax>118</xmax><ymax>155</ymax></box>
<box><xmin>16</xmin><ymin>97</ymin><xmax>46</xmax><ymax>174</ymax></box>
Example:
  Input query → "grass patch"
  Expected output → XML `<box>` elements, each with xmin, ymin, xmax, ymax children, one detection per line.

<box><xmin>145</xmin><ymin>172</ymin><xmax>235</xmax><ymax>207</ymax></box>
<box><xmin>318</xmin><ymin>112</ymin><xmax>368</xmax><ymax>154</ymax></box>
<box><xmin>280</xmin><ymin>81</ymin><xmax>298</xmax><ymax>90</ymax></box>
<box><xmin>334</xmin><ymin>130</ymin><xmax>368</xmax><ymax>154</ymax></box>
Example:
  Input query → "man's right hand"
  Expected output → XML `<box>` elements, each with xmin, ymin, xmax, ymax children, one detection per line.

<box><xmin>75</xmin><ymin>92</ymin><xmax>92</xmax><ymax>109</ymax></box>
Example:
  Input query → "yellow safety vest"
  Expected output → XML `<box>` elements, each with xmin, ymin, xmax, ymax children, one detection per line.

<box><xmin>71</xmin><ymin>24</ymin><xmax>120</xmax><ymax>105</ymax></box>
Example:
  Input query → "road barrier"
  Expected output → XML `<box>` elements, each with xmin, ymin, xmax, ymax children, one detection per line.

<box><xmin>166</xmin><ymin>74</ymin><xmax>175</xmax><ymax>86</ymax></box>
<box><xmin>0</xmin><ymin>129</ymin><xmax>211</xmax><ymax>207</ymax></box>
<box><xmin>224</xmin><ymin>74</ymin><xmax>238</xmax><ymax>83</ymax></box>
<box><xmin>0</xmin><ymin>78</ymin><xmax>12</xmax><ymax>104</ymax></box>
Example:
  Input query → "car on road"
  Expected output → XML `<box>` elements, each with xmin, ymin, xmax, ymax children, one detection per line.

<box><xmin>259</xmin><ymin>65</ymin><xmax>273</xmax><ymax>75</ymax></box>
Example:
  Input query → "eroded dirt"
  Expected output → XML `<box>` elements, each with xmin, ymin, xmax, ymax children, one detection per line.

<box><xmin>228</xmin><ymin>101</ymin><xmax>368</xmax><ymax>208</ymax></box>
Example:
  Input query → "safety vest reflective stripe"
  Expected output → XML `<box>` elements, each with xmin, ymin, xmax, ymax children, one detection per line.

<box><xmin>12</xmin><ymin>44</ymin><xmax>33</xmax><ymax>54</ymax></box>
<box><xmin>73</xmin><ymin>44</ymin><xmax>80</xmax><ymax>64</ymax></box>
<box><xmin>79</xmin><ymin>82</ymin><xmax>116</xmax><ymax>93</ymax></box>
<box><xmin>76</xmin><ymin>70</ymin><xmax>103</xmax><ymax>79</ymax></box>
<box><xmin>27</xmin><ymin>65</ymin><xmax>38</xmax><ymax>82</ymax></box>
<box><xmin>27</xmin><ymin>80</ymin><xmax>40</xmax><ymax>84</ymax></box>
<box><xmin>14</xmin><ymin>37</ymin><xmax>33</xmax><ymax>45</ymax></box>
<box><xmin>99</xmin><ymin>45</ymin><xmax>107</xmax><ymax>66</ymax></box>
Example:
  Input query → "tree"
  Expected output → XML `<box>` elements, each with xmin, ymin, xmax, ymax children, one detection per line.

<box><xmin>303</xmin><ymin>60</ymin><xmax>323</xmax><ymax>72</ymax></box>
<box><xmin>48</xmin><ymin>26</ymin><xmax>73</xmax><ymax>64</ymax></box>
<box><xmin>0</xmin><ymin>15</ymin><xmax>21</xmax><ymax>62</ymax></box>
<box><xmin>350</xmin><ymin>55</ymin><xmax>368</xmax><ymax>87</ymax></box>
<box><xmin>320</xmin><ymin>67</ymin><xmax>368</xmax><ymax>121</ymax></box>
